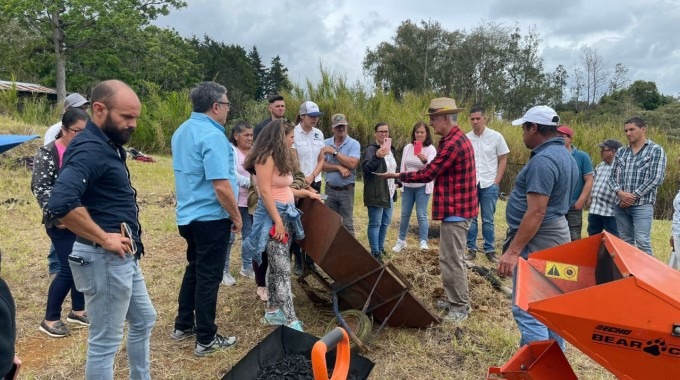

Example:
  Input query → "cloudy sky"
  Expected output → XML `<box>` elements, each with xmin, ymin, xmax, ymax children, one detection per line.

<box><xmin>155</xmin><ymin>0</ymin><xmax>680</xmax><ymax>97</ymax></box>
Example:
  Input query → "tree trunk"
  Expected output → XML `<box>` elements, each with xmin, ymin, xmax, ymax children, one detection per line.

<box><xmin>51</xmin><ymin>9</ymin><xmax>66</xmax><ymax>104</ymax></box>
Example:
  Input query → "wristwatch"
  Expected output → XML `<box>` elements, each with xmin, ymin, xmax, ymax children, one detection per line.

<box><xmin>332</xmin><ymin>150</ymin><xmax>338</xmax><ymax>157</ymax></box>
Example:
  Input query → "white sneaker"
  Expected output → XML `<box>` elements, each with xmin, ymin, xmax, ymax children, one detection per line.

<box><xmin>419</xmin><ymin>240</ymin><xmax>429</xmax><ymax>250</ymax></box>
<box><xmin>392</xmin><ymin>240</ymin><xmax>407</xmax><ymax>253</ymax></box>
<box><xmin>221</xmin><ymin>272</ymin><xmax>236</xmax><ymax>286</ymax></box>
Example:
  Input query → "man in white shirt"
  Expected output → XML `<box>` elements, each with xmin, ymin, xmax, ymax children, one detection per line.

<box><xmin>44</xmin><ymin>93</ymin><xmax>90</xmax><ymax>145</ymax></box>
<box><xmin>465</xmin><ymin>106</ymin><xmax>509</xmax><ymax>263</ymax></box>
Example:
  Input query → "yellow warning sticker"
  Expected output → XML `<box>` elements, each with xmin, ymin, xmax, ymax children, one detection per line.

<box><xmin>544</xmin><ymin>261</ymin><xmax>579</xmax><ymax>281</ymax></box>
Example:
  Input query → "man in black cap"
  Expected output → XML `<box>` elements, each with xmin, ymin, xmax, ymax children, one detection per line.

<box><xmin>587</xmin><ymin>139</ymin><xmax>622</xmax><ymax>236</ymax></box>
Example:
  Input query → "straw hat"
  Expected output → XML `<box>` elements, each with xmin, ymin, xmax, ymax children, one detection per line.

<box><xmin>423</xmin><ymin>97</ymin><xmax>465</xmax><ymax>116</ymax></box>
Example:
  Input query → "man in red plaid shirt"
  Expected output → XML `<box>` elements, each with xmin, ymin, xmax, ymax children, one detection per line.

<box><xmin>379</xmin><ymin>97</ymin><xmax>477</xmax><ymax>323</ymax></box>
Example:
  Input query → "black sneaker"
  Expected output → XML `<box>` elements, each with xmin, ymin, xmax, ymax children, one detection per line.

<box><xmin>39</xmin><ymin>320</ymin><xmax>70</xmax><ymax>338</ymax></box>
<box><xmin>194</xmin><ymin>334</ymin><xmax>237</xmax><ymax>357</ymax></box>
<box><xmin>66</xmin><ymin>311</ymin><xmax>89</xmax><ymax>326</ymax></box>
<box><xmin>170</xmin><ymin>326</ymin><xmax>196</xmax><ymax>341</ymax></box>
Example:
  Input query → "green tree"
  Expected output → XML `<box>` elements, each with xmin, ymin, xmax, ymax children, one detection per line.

<box><xmin>248</xmin><ymin>46</ymin><xmax>268</xmax><ymax>100</ymax></box>
<box><xmin>3</xmin><ymin>0</ymin><xmax>187</xmax><ymax>103</ymax></box>
<box><xmin>265</xmin><ymin>55</ymin><xmax>292</xmax><ymax>96</ymax></box>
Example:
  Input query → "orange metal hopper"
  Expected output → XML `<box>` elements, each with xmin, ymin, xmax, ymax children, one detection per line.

<box><xmin>486</xmin><ymin>340</ymin><xmax>577</xmax><ymax>380</ymax></box>
<box><xmin>515</xmin><ymin>232</ymin><xmax>680</xmax><ymax>380</ymax></box>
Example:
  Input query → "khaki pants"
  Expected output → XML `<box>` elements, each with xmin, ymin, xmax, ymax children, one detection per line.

<box><xmin>440</xmin><ymin>220</ymin><xmax>471</xmax><ymax>312</ymax></box>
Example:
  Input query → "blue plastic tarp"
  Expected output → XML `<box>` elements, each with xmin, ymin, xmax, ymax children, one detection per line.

<box><xmin>0</xmin><ymin>135</ymin><xmax>40</xmax><ymax>154</ymax></box>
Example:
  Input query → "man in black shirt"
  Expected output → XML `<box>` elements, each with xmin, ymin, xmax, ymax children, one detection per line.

<box><xmin>253</xmin><ymin>94</ymin><xmax>286</xmax><ymax>140</ymax></box>
<box><xmin>47</xmin><ymin>80</ymin><xmax>156</xmax><ymax>380</ymax></box>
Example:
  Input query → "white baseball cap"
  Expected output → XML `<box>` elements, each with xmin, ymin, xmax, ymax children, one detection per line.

<box><xmin>511</xmin><ymin>105</ymin><xmax>560</xmax><ymax>126</ymax></box>
<box><xmin>299</xmin><ymin>101</ymin><xmax>323</xmax><ymax>117</ymax></box>
<box><xmin>64</xmin><ymin>93</ymin><xmax>89</xmax><ymax>109</ymax></box>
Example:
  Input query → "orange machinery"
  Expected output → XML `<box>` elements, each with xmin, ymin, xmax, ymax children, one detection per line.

<box><xmin>489</xmin><ymin>232</ymin><xmax>680</xmax><ymax>379</ymax></box>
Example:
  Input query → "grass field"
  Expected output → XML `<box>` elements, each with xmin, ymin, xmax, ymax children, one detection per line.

<box><xmin>0</xmin><ymin>117</ymin><xmax>673</xmax><ymax>379</ymax></box>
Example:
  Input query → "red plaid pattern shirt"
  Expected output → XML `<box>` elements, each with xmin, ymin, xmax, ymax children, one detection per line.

<box><xmin>400</xmin><ymin>127</ymin><xmax>478</xmax><ymax>220</ymax></box>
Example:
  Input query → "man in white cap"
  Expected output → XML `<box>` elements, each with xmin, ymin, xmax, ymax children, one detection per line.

<box><xmin>45</xmin><ymin>93</ymin><xmax>90</xmax><ymax>145</ymax></box>
<box><xmin>319</xmin><ymin>113</ymin><xmax>361</xmax><ymax>235</ymax></box>
<box><xmin>497</xmin><ymin>105</ymin><xmax>578</xmax><ymax>351</ymax></box>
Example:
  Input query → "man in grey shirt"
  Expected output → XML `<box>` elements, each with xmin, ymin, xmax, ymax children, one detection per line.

<box><xmin>498</xmin><ymin>105</ymin><xmax>578</xmax><ymax>351</ymax></box>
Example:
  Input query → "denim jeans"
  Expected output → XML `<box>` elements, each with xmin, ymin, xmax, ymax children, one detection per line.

<box><xmin>45</xmin><ymin>228</ymin><xmax>84</xmax><ymax>321</ymax></box>
<box><xmin>48</xmin><ymin>243</ymin><xmax>60</xmax><ymax>274</ymax></box>
<box><xmin>587</xmin><ymin>213</ymin><xmax>619</xmax><ymax>237</ymax></box>
<box><xmin>224</xmin><ymin>207</ymin><xmax>253</xmax><ymax>272</ymax></box>
<box><xmin>398</xmin><ymin>186</ymin><xmax>430</xmax><ymax>242</ymax></box>
<box><xmin>176</xmin><ymin>218</ymin><xmax>231</xmax><ymax>345</ymax></box>
<box><xmin>507</xmin><ymin>218</ymin><xmax>569</xmax><ymax>351</ymax></box>
<box><xmin>70</xmin><ymin>242</ymin><xmax>156</xmax><ymax>380</ymax></box>
<box><xmin>614</xmin><ymin>204</ymin><xmax>654</xmax><ymax>255</ymax></box>
<box><xmin>367</xmin><ymin>203</ymin><xmax>393</xmax><ymax>256</ymax></box>
<box><xmin>325</xmin><ymin>186</ymin><xmax>356</xmax><ymax>235</ymax></box>
<box><xmin>467</xmin><ymin>184</ymin><xmax>498</xmax><ymax>252</ymax></box>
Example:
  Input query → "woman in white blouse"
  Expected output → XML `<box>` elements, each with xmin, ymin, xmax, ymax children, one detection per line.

<box><xmin>393</xmin><ymin>122</ymin><xmax>436</xmax><ymax>252</ymax></box>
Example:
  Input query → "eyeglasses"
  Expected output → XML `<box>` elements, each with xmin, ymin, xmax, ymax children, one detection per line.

<box><xmin>376</xmin><ymin>130</ymin><xmax>389</xmax><ymax>134</ymax></box>
<box><xmin>121</xmin><ymin>222</ymin><xmax>138</xmax><ymax>258</ymax></box>
<box><xmin>216</xmin><ymin>101</ymin><xmax>231</xmax><ymax>108</ymax></box>
<box><xmin>68</xmin><ymin>127</ymin><xmax>83</xmax><ymax>134</ymax></box>
<box><xmin>600</xmin><ymin>148</ymin><xmax>613</xmax><ymax>152</ymax></box>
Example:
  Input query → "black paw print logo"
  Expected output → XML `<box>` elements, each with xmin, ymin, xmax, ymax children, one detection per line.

<box><xmin>643</xmin><ymin>338</ymin><xmax>667</xmax><ymax>356</ymax></box>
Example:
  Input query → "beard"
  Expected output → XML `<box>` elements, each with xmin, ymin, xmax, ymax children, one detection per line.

<box><xmin>101</xmin><ymin>114</ymin><xmax>134</xmax><ymax>146</ymax></box>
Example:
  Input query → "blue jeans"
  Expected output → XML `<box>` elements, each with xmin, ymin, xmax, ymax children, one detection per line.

<box><xmin>587</xmin><ymin>213</ymin><xmax>619</xmax><ymax>237</ymax></box>
<box><xmin>48</xmin><ymin>243</ymin><xmax>60</xmax><ymax>274</ymax></box>
<box><xmin>511</xmin><ymin>267</ymin><xmax>566</xmax><ymax>351</ymax></box>
<box><xmin>367</xmin><ymin>203</ymin><xmax>393</xmax><ymax>256</ymax></box>
<box><xmin>224</xmin><ymin>206</ymin><xmax>253</xmax><ymax>272</ymax></box>
<box><xmin>70</xmin><ymin>242</ymin><xmax>156</xmax><ymax>380</ymax></box>
<box><xmin>614</xmin><ymin>204</ymin><xmax>653</xmax><ymax>255</ymax></box>
<box><xmin>398</xmin><ymin>186</ymin><xmax>430</xmax><ymax>242</ymax></box>
<box><xmin>467</xmin><ymin>184</ymin><xmax>499</xmax><ymax>252</ymax></box>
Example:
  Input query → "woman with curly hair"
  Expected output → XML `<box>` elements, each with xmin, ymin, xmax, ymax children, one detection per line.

<box><xmin>242</xmin><ymin>119</ymin><xmax>319</xmax><ymax>331</ymax></box>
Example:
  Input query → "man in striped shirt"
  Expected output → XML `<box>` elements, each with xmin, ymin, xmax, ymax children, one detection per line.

<box><xmin>587</xmin><ymin>139</ymin><xmax>622</xmax><ymax>236</ymax></box>
<box><xmin>377</xmin><ymin>97</ymin><xmax>477</xmax><ymax>323</ymax></box>
<box><xmin>607</xmin><ymin>117</ymin><xmax>666</xmax><ymax>255</ymax></box>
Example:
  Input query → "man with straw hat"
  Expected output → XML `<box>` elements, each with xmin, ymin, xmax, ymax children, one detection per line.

<box><xmin>378</xmin><ymin>97</ymin><xmax>477</xmax><ymax>323</ymax></box>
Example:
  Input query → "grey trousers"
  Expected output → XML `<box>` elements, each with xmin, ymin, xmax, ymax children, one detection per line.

<box><xmin>440</xmin><ymin>220</ymin><xmax>471</xmax><ymax>312</ymax></box>
<box><xmin>324</xmin><ymin>186</ymin><xmax>355</xmax><ymax>236</ymax></box>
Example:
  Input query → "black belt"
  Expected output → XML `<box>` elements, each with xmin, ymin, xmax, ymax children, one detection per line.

<box><xmin>327</xmin><ymin>183</ymin><xmax>355</xmax><ymax>191</ymax></box>
<box><xmin>75</xmin><ymin>236</ymin><xmax>101</xmax><ymax>248</ymax></box>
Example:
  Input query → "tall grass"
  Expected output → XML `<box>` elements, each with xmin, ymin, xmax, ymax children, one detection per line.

<box><xmin>1</xmin><ymin>72</ymin><xmax>678</xmax><ymax>217</ymax></box>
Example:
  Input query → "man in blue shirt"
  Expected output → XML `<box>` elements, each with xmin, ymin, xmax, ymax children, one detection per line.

<box><xmin>170</xmin><ymin>82</ymin><xmax>242</xmax><ymax>356</ymax></box>
<box><xmin>319</xmin><ymin>113</ymin><xmax>361</xmax><ymax>235</ymax></box>
<box><xmin>47</xmin><ymin>80</ymin><xmax>156</xmax><ymax>380</ymax></box>
<box><xmin>498</xmin><ymin>105</ymin><xmax>578</xmax><ymax>351</ymax></box>
<box><xmin>556</xmin><ymin>125</ymin><xmax>593</xmax><ymax>241</ymax></box>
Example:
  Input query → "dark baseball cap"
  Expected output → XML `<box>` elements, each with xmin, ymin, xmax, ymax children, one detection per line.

<box><xmin>598</xmin><ymin>139</ymin><xmax>622</xmax><ymax>150</ymax></box>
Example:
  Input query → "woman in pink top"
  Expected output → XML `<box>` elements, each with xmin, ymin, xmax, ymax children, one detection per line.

<box><xmin>243</xmin><ymin>119</ymin><xmax>319</xmax><ymax>332</ymax></box>
<box><xmin>31</xmin><ymin>108</ymin><xmax>90</xmax><ymax>338</ymax></box>
<box><xmin>392</xmin><ymin>121</ymin><xmax>437</xmax><ymax>253</ymax></box>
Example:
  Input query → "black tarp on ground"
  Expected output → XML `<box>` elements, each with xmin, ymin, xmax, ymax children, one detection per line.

<box><xmin>222</xmin><ymin>326</ymin><xmax>374</xmax><ymax>380</ymax></box>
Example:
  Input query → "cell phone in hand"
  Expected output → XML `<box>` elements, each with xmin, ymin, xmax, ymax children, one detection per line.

<box><xmin>269</xmin><ymin>225</ymin><xmax>289</xmax><ymax>244</ymax></box>
<box><xmin>413</xmin><ymin>140</ymin><xmax>422</xmax><ymax>155</ymax></box>
<box><xmin>382</xmin><ymin>137</ymin><xmax>392</xmax><ymax>151</ymax></box>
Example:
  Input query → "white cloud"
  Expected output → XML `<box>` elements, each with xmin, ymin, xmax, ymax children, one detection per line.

<box><xmin>154</xmin><ymin>0</ymin><xmax>680</xmax><ymax>96</ymax></box>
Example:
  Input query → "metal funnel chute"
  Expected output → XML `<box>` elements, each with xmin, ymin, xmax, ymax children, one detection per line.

<box><xmin>514</xmin><ymin>232</ymin><xmax>680</xmax><ymax>379</ymax></box>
